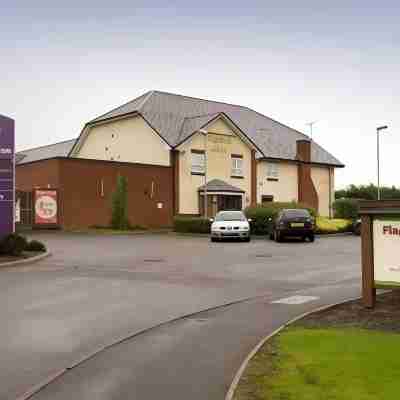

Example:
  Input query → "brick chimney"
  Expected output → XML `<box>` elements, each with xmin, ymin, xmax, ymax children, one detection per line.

<box><xmin>296</xmin><ymin>140</ymin><xmax>319</xmax><ymax>212</ymax></box>
<box><xmin>296</xmin><ymin>139</ymin><xmax>311</xmax><ymax>162</ymax></box>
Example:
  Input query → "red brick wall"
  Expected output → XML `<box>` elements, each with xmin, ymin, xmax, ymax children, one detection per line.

<box><xmin>251</xmin><ymin>149</ymin><xmax>257</xmax><ymax>206</ymax></box>
<box><xmin>16</xmin><ymin>159</ymin><xmax>61</xmax><ymax>191</ymax></box>
<box><xmin>170</xmin><ymin>150</ymin><xmax>180</xmax><ymax>215</ymax></box>
<box><xmin>296</xmin><ymin>140</ymin><xmax>319</xmax><ymax>211</ymax></box>
<box><xmin>16</xmin><ymin>158</ymin><xmax>174</xmax><ymax>229</ymax></box>
<box><xmin>297</xmin><ymin>163</ymin><xmax>319</xmax><ymax>211</ymax></box>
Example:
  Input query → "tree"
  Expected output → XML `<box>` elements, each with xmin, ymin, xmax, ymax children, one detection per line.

<box><xmin>111</xmin><ymin>175</ymin><xmax>130</xmax><ymax>230</ymax></box>
<box><xmin>335</xmin><ymin>184</ymin><xmax>400</xmax><ymax>201</ymax></box>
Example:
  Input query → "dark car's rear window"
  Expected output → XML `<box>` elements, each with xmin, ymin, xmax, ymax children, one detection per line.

<box><xmin>283</xmin><ymin>209</ymin><xmax>310</xmax><ymax>218</ymax></box>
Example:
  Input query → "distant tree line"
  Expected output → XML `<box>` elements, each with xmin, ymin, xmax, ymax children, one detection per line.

<box><xmin>335</xmin><ymin>184</ymin><xmax>400</xmax><ymax>200</ymax></box>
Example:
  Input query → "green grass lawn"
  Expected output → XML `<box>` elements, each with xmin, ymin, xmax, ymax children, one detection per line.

<box><xmin>235</xmin><ymin>327</ymin><xmax>400</xmax><ymax>400</ymax></box>
<box><xmin>316</xmin><ymin>217</ymin><xmax>352</xmax><ymax>234</ymax></box>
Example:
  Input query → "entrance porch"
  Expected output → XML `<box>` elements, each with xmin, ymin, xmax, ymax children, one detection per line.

<box><xmin>198</xmin><ymin>179</ymin><xmax>244</xmax><ymax>217</ymax></box>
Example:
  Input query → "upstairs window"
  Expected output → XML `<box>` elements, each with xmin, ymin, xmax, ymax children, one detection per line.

<box><xmin>191</xmin><ymin>150</ymin><xmax>205</xmax><ymax>175</ymax></box>
<box><xmin>231</xmin><ymin>155</ymin><xmax>244</xmax><ymax>177</ymax></box>
<box><xmin>266</xmin><ymin>162</ymin><xmax>279</xmax><ymax>180</ymax></box>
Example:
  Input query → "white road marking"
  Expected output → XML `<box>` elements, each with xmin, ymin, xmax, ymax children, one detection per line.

<box><xmin>272</xmin><ymin>295</ymin><xmax>320</xmax><ymax>305</ymax></box>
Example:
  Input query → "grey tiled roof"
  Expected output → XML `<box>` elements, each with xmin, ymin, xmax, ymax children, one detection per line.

<box><xmin>89</xmin><ymin>91</ymin><xmax>343</xmax><ymax>166</ymax></box>
<box><xmin>16</xmin><ymin>139</ymin><xmax>76</xmax><ymax>165</ymax></box>
<box><xmin>198</xmin><ymin>179</ymin><xmax>245</xmax><ymax>193</ymax></box>
<box><xmin>90</xmin><ymin>91</ymin><xmax>151</xmax><ymax>123</ymax></box>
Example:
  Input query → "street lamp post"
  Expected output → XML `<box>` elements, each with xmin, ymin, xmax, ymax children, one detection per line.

<box><xmin>377</xmin><ymin>125</ymin><xmax>388</xmax><ymax>200</ymax></box>
<box><xmin>200</xmin><ymin>129</ymin><xmax>208</xmax><ymax>218</ymax></box>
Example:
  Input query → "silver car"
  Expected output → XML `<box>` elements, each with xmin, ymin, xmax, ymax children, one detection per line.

<box><xmin>210</xmin><ymin>211</ymin><xmax>251</xmax><ymax>242</ymax></box>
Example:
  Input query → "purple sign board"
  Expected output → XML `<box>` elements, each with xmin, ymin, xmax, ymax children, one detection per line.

<box><xmin>0</xmin><ymin>115</ymin><xmax>15</xmax><ymax>237</ymax></box>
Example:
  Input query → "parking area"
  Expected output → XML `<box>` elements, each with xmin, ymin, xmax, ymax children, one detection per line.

<box><xmin>0</xmin><ymin>232</ymin><xmax>361</xmax><ymax>400</ymax></box>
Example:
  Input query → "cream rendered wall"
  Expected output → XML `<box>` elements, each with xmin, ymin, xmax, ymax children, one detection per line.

<box><xmin>311</xmin><ymin>166</ymin><xmax>334</xmax><ymax>217</ymax></box>
<box><xmin>257</xmin><ymin>161</ymin><xmax>298</xmax><ymax>203</ymax></box>
<box><xmin>76</xmin><ymin>115</ymin><xmax>170</xmax><ymax>166</ymax></box>
<box><xmin>178</xmin><ymin>118</ymin><xmax>252</xmax><ymax>214</ymax></box>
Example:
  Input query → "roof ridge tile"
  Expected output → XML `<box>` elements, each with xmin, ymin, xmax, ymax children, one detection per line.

<box><xmin>153</xmin><ymin>90</ymin><xmax>245</xmax><ymax>109</ymax></box>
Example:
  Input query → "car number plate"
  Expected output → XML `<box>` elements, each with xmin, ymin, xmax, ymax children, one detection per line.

<box><xmin>291</xmin><ymin>222</ymin><xmax>304</xmax><ymax>227</ymax></box>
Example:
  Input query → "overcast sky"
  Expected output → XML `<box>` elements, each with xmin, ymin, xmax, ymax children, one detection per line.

<box><xmin>1</xmin><ymin>1</ymin><xmax>399</xmax><ymax>188</ymax></box>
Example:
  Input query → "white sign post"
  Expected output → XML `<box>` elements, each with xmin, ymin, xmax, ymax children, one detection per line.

<box><xmin>374</xmin><ymin>219</ymin><xmax>400</xmax><ymax>287</ymax></box>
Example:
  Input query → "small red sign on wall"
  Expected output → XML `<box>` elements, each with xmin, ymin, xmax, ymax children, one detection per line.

<box><xmin>34</xmin><ymin>189</ymin><xmax>59</xmax><ymax>226</ymax></box>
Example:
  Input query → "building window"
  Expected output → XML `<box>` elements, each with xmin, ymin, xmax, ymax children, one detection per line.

<box><xmin>266</xmin><ymin>162</ymin><xmax>279</xmax><ymax>180</ymax></box>
<box><xmin>231</xmin><ymin>155</ymin><xmax>243</xmax><ymax>178</ymax></box>
<box><xmin>262</xmin><ymin>195</ymin><xmax>274</xmax><ymax>204</ymax></box>
<box><xmin>191</xmin><ymin>150</ymin><xmax>205</xmax><ymax>175</ymax></box>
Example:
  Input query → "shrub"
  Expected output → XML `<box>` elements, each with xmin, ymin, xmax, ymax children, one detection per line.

<box><xmin>244</xmin><ymin>206</ymin><xmax>276</xmax><ymax>235</ymax></box>
<box><xmin>332</xmin><ymin>198</ymin><xmax>359</xmax><ymax>220</ymax></box>
<box><xmin>244</xmin><ymin>202</ymin><xmax>318</xmax><ymax>235</ymax></box>
<box><xmin>174</xmin><ymin>217</ymin><xmax>211</xmax><ymax>233</ymax></box>
<box><xmin>26</xmin><ymin>240</ymin><xmax>47</xmax><ymax>252</ymax></box>
<box><xmin>111</xmin><ymin>175</ymin><xmax>130</xmax><ymax>230</ymax></box>
<box><xmin>0</xmin><ymin>233</ymin><xmax>28</xmax><ymax>256</ymax></box>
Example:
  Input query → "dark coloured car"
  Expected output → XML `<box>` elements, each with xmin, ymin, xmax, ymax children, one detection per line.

<box><xmin>270</xmin><ymin>209</ymin><xmax>315</xmax><ymax>242</ymax></box>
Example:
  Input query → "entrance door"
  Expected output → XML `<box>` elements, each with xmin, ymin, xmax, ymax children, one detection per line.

<box><xmin>16</xmin><ymin>190</ymin><xmax>33</xmax><ymax>228</ymax></box>
<box><xmin>218</xmin><ymin>195</ymin><xmax>242</xmax><ymax>212</ymax></box>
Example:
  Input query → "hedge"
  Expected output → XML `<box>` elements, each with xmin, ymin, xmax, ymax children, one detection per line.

<box><xmin>174</xmin><ymin>216</ymin><xmax>211</xmax><ymax>233</ymax></box>
<box><xmin>244</xmin><ymin>202</ymin><xmax>317</xmax><ymax>235</ymax></box>
<box><xmin>315</xmin><ymin>217</ymin><xmax>353</xmax><ymax>234</ymax></box>
<box><xmin>332</xmin><ymin>198</ymin><xmax>359</xmax><ymax>220</ymax></box>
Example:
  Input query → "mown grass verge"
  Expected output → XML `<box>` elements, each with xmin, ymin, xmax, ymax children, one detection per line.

<box><xmin>235</xmin><ymin>327</ymin><xmax>400</xmax><ymax>400</ymax></box>
<box><xmin>234</xmin><ymin>292</ymin><xmax>400</xmax><ymax>400</ymax></box>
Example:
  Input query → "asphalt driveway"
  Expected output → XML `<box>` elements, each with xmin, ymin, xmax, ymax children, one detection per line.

<box><xmin>0</xmin><ymin>233</ymin><xmax>361</xmax><ymax>400</ymax></box>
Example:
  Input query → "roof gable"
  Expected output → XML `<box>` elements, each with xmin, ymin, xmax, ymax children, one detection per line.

<box><xmin>175</xmin><ymin>112</ymin><xmax>261</xmax><ymax>154</ymax></box>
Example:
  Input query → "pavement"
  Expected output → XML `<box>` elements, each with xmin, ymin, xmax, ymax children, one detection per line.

<box><xmin>0</xmin><ymin>232</ymin><xmax>361</xmax><ymax>400</ymax></box>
